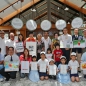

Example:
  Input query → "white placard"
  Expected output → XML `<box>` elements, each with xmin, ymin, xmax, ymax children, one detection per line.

<box><xmin>46</xmin><ymin>54</ymin><xmax>52</xmax><ymax>61</ymax></box>
<box><xmin>21</xmin><ymin>61</ymin><xmax>29</xmax><ymax>73</ymax></box>
<box><xmin>26</xmin><ymin>20</ymin><xmax>37</xmax><ymax>31</ymax></box>
<box><xmin>39</xmin><ymin>64</ymin><xmax>46</xmax><ymax>72</ymax></box>
<box><xmin>55</xmin><ymin>20</ymin><xmax>66</xmax><ymax>30</ymax></box>
<box><xmin>71</xmin><ymin>17</ymin><xmax>83</xmax><ymax>28</ymax></box>
<box><xmin>16</xmin><ymin>42</ymin><xmax>24</xmax><ymax>53</ymax></box>
<box><xmin>60</xmin><ymin>65</ymin><xmax>67</xmax><ymax>74</ymax></box>
<box><xmin>49</xmin><ymin>65</ymin><xmax>56</xmax><ymax>75</ymax></box>
<box><xmin>71</xmin><ymin>66</ymin><xmax>78</xmax><ymax>74</ymax></box>
<box><xmin>31</xmin><ymin>62</ymin><xmax>38</xmax><ymax>70</ymax></box>
<box><xmin>41</xmin><ymin>20</ymin><xmax>51</xmax><ymax>31</ymax></box>
<box><xmin>60</xmin><ymin>41</ymin><xmax>73</xmax><ymax>48</ymax></box>
<box><xmin>11</xmin><ymin>18</ymin><xmax>23</xmax><ymax>30</ymax></box>
<box><xmin>26</xmin><ymin>42</ymin><xmax>37</xmax><ymax>56</ymax></box>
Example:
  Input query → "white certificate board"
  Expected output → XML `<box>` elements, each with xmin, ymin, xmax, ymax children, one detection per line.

<box><xmin>46</xmin><ymin>54</ymin><xmax>52</xmax><ymax>61</ymax></box>
<box><xmin>71</xmin><ymin>66</ymin><xmax>78</xmax><ymax>74</ymax></box>
<box><xmin>49</xmin><ymin>65</ymin><xmax>56</xmax><ymax>75</ymax></box>
<box><xmin>60</xmin><ymin>65</ymin><xmax>67</xmax><ymax>74</ymax></box>
<box><xmin>21</xmin><ymin>61</ymin><xmax>29</xmax><ymax>73</ymax></box>
<box><xmin>26</xmin><ymin>42</ymin><xmax>37</xmax><ymax>56</ymax></box>
<box><xmin>16</xmin><ymin>42</ymin><xmax>24</xmax><ymax>53</ymax></box>
<box><xmin>31</xmin><ymin>62</ymin><xmax>38</xmax><ymax>70</ymax></box>
<box><xmin>39</xmin><ymin>64</ymin><xmax>46</xmax><ymax>72</ymax></box>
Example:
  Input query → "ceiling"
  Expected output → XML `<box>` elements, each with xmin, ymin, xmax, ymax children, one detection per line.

<box><xmin>0</xmin><ymin>0</ymin><xmax>86</xmax><ymax>26</ymax></box>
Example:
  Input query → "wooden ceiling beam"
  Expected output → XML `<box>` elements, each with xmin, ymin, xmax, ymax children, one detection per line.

<box><xmin>59</xmin><ymin>0</ymin><xmax>86</xmax><ymax>15</ymax></box>
<box><xmin>34</xmin><ymin>11</ymin><xmax>47</xmax><ymax>20</ymax></box>
<box><xmin>0</xmin><ymin>0</ymin><xmax>40</xmax><ymax>25</ymax></box>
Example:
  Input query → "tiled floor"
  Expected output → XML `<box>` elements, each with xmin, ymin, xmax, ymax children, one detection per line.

<box><xmin>0</xmin><ymin>73</ymin><xmax>86</xmax><ymax>86</ymax></box>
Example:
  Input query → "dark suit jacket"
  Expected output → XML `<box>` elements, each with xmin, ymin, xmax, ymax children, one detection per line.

<box><xmin>72</xmin><ymin>35</ymin><xmax>83</xmax><ymax>53</ymax></box>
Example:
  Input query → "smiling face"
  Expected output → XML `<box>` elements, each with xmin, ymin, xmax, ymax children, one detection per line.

<box><xmin>71</xmin><ymin>55</ymin><xmax>76</xmax><ymax>61</ymax></box>
<box><xmin>63</xmin><ymin>28</ymin><xmax>68</xmax><ymax>35</ymax></box>
<box><xmin>40</xmin><ymin>54</ymin><xmax>46</xmax><ymax>60</ymax></box>
<box><xmin>10</xmin><ymin>33</ymin><xmax>14</xmax><ymax>41</ymax></box>
<box><xmin>61</xmin><ymin>58</ymin><xmax>66</xmax><ymax>64</ymax></box>
<box><xmin>49</xmin><ymin>60</ymin><xmax>54</xmax><ymax>65</ymax></box>
<box><xmin>74</xmin><ymin>29</ymin><xmax>78</xmax><ymax>35</ymax></box>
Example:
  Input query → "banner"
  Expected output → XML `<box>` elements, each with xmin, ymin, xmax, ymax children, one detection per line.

<box><xmin>73</xmin><ymin>40</ymin><xmax>85</xmax><ymax>48</ymax></box>
<box><xmin>21</xmin><ymin>61</ymin><xmax>29</xmax><ymax>73</ymax></box>
<box><xmin>26</xmin><ymin>42</ymin><xmax>37</xmax><ymax>56</ymax></box>
<box><xmin>16</xmin><ymin>42</ymin><xmax>24</xmax><ymax>52</ymax></box>
<box><xmin>4</xmin><ymin>61</ymin><xmax>19</xmax><ymax>71</ymax></box>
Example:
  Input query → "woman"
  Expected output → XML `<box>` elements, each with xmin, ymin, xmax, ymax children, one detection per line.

<box><xmin>16</xmin><ymin>34</ymin><xmax>24</xmax><ymax>56</ymax></box>
<box><xmin>37</xmin><ymin>33</ymin><xmax>45</xmax><ymax>61</ymax></box>
<box><xmin>19</xmin><ymin>48</ymin><xmax>32</xmax><ymax>78</ymax></box>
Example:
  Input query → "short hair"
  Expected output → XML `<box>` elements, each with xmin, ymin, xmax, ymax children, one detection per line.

<box><xmin>0</xmin><ymin>30</ymin><xmax>5</xmax><ymax>34</ymax></box>
<box><xmin>63</xmin><ymin>27</ymin><xmax>67</xmax><ymax>30</ymax></box>
<box><xmin>43</xmin><ymin>31</ymin><xmax>49</xmax><ymax>34</ymax></box>
<box><xmin>29</xmin><ymin>32</ymin><xmax>33</xmax><ymax>35</ymax></box>
<box><xmin>54</xmin><ymin>32</ymin><xmax>59</xmax><ymax>36</ymax></box>
<box><xmin>54</xmin><ymin>43</ymin><xmax>60</xmax><ymax>48</ymax></box>
<box><xmin>32</xmin><ymin>56</ymin><xmax>37</xmax><ymax>59</ymax></box>
<box><xmin>47</xmin><ymin>48</ymin><xmax>52</xmax><ymax>53</ymax></box>
<box><xmin>8</xmin><ymin>47</ymin><xmax>14</xmax><ymax>51</ymax></box>
<box><xmin>0</xmin><ymin>48</ymin><xmax>1</xmax><ymax>52</ymax></box>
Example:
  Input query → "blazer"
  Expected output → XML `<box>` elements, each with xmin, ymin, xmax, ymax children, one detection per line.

<box><xmin>72</xmin><ymin>35</ymin><xmax>83</xmax><ymax>53</ymax></box>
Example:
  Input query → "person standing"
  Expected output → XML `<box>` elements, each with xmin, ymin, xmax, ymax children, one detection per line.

<box><xmin>82</xmin><ymin>29</ymin><xmax>86</xmax><ymax>53</ymax></box>
<box><xmin>58</xmin><ymin>27</ymin><xmax>72</xmax><ymax>64</ymax></box>
<box><xmin>42</xmin><ymin>31</ymin><xmax>51</xmax><ymax>53</ymax></box>
<box><xmin>6</xmin><ymin>33</ymin><xmax>16</xmax><ymax>54</ymax></box>
<box><xmin>72</xmin><ymin>29</ymin><xmax>83</xmax><ymax>65</ymax></box>
<box><xmin>37</xmin><ymin>33</ymin><xmax>45</xmax><ymax>60</ymax></box>
<box><xmin>0</xmin><ymin>30</ymin><xmax>6</xmax><ymax>56</ymax></box>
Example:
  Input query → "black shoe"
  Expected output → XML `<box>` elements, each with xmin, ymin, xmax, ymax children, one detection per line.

<box><xmin>78</xmin><ymin>71</ymin><xmax>81</xmax><ymax>73</ymax></box>
<box><xmin>5</xmin><ymin>77</ymin><xmax>10</xmax><ymax>81</ymax></box>
<box><xmin>53</xmin><ymin>76</ymin><xmax>56</xmax><ymax>80</ymax></box>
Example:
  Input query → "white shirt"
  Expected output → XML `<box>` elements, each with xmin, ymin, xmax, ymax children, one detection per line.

<box><xmin>68</xmin><ymin>60</ymin><xmax>79</xmax><ymax>68</ymax></box>
<box><xmin>0</xmin><ymin>37</ymin><xmax>6</xmax><ymax>55</ymax></box>
<box><xmin>42</xmin><ymin>37</ymin><xmax>51</xmax><ymax>53</ymax></box>
<box><xmin>38</xmin><ymin>59</ymin><xmax>49</xmax><ymax>66</ymax></box>
<box><xmin>5</xmin><ymin>54</ymin><xmax>19</xmax><ymax>62</ymax></box>
<box><xmin>83</xmin><ymin>37</ymin><xmax>86</xmax><ymax>47</ymax></box>
<box><xmin>58</xmin><ymin>34</ymin><xmax>72</xmax><ymax>43</ymax></box>
<box><xmin>6</xmin><ymin>39</ymin><xmax>16</xmax><ymax>50</ymax></box>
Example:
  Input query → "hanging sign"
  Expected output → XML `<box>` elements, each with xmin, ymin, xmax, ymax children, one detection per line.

<box><xmin>55</xmin><ymin>19</ymin><xmax>66</xmax><ymax>30</ymax></box>
<box><xmin>11</xmin><ymin>18</ymin><xmax>23</xmax><ymax>30</ymax></box>
<box><xmin>26</xmin><ymin>19</ymin><xmax>37</xmax><ymax>31</ymax></box>
<box><xmin>71</xmin><ymin>17</ymin><xmax>83</xmax><ymax>28</ymax></box>
<box><xmin>41</xmin><ymin>20</ymin><xmax>51</xmax><ymax>31</ymax></box>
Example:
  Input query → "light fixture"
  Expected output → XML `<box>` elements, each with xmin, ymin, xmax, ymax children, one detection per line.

<box><xmin>31</xmin><ymin>0</ymin><xmax>36</xmax><ymax>12</ymax></box>
<box><xmin>64</xmin><ymin>7</ymin><xmax>69</xmax><ymax>11</ymax></box>
<box><xmin>58</xmin><ymin>7</ymin><xmax>60</xmax><ymax>10</ymax></box>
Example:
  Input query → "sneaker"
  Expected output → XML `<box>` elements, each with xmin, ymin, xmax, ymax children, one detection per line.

<box><xmin>0</xmin><ymin>78</ymin><xmax>4</xmax><ymax>82</ymax></box>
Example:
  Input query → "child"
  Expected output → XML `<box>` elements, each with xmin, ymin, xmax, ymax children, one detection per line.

<box><xmin>68</xmin><ymin>52</ymin><xmax>80</xmax><ymax>82</ymax></box>
<box><xmin>81</xmin><ymin>52</ymin><xmax>86</xmax><ymax>79</ymax></box>
<box><xmin>29</xmin><ymin>56</ymin><xmax>40</xmax><ymax>82</ymax></box>
<box><xmin>38</xmin><ymin>51</ymin><xmax>49</xmax><ymax>80</ymax></box>
<box><xmin>53</xmin><ymin>43</ymin><xmax>63</xmax><ymax>67</ymax></box>
<box><xmin>46</xmin><ymin>48</ymin><xmax>52</xmax><ymax>61</ymax></box>
<box><xmin>57</xmin><ymin>56</ymin><xmax>70</xmax><ymax>84</ymax></box>
<box><xmin>48</xmin><ymin>59</ymin><xmax>58</xmax><ymax>80</ymax></box>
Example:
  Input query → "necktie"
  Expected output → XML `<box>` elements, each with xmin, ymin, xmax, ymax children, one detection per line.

<box><xmin>10</xmin><ymin>56</ymin><xmax>13</xmax><ymax>61</ymax></box>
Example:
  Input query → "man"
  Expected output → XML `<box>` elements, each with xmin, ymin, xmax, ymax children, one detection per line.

<box><xmin>42</xmin><ymin>31</ymin><xmax>51</xmax><ymax>53</ymax></box>
<box><xmin>0</xmin><ymin>30</ymin><xmax>6</xmax><ymax>56</ymax></box>
<box><xmin>58</xmin><ymin>27</ymin><xmax>72</xmax><ymax>64</ymax></box>
<box><xmin>0</xmin><ymin>48</ymin><xmax>4</xmax><ymax>81</ymax></box>
<box><xmin>0</xmin><ymin>47</ymin><xmax>19</xmax><ymax>81</ymax></box>
<box><xmin>82</xmin><ymin>29</ymin><xmax>86</xmax><ymax>53</ymax></box>
<box><xmin>6</xmin><ymin>32</ymin><xmax>16</xmax><ymax>54</ymax></box>
<box><xmin>72</xmin><ymin>29</ymin><xmax>83</xmax><ymax>64</ymax></box>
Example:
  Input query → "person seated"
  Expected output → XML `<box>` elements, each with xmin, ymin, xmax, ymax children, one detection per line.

<box><xmin>0</xmin><ymin>47</ymin><xmax>20</xmax><ymax>81</ymax></box>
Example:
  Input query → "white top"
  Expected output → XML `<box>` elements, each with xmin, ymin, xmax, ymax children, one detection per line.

<box><xmin>58</xmin><ymin>34</ymin><xmax>72</xmax><ymax>43</ymax></box>
<box><xmin>6</xmin><ymin>39</ymin><xmax>16</xmax><ymax>50</ymax></box>
<box><xmin>5</xmin><ymin>54</ymin><xmax>19</xmax><ymax>62</ymax></box>
<box><xmin>83</xmin><ymin>37</ymin><xmax>86</xmax><ymax>47</ymax></box>
<box><xmin>68</xmin><ymin>60</ymin><xmax>79</xmax><ymax>67</ymax></box>
<box><xmin>0</xmin><ymin>37</ymin><xmax>6</xmax><ymax>55</ymax></box>
<box><xmin>38</xmin><ymin>59</ymin><xmax>49</xmax><ymax>66</ymax></box>
<box><xmin>42</xmin><ymin>37</ymin><xmax>51</xmax><ymax>53</ymax></box>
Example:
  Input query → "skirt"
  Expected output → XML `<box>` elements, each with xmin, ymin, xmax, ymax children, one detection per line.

<box><xmin>57</xmin><ymin>73</ymin><xmax>70</xmax><ymax>84</ymax></box>
<box><xmin>29</xmin><ymin>70</ymin><xmax>40</xmax><ymax>82</ymax></box>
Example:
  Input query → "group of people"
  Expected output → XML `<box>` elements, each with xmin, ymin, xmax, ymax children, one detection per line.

<box><xmin>0</xmin><ymin>27</ymin><xmax>86</xmax><ymax>84</ymax></box>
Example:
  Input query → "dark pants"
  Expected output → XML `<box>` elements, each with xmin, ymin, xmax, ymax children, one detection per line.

<box><xmin>55</xmin><ymin>61</ymin><xmax>60</xmax><ymax>67</ymax></box>
<box><xmin>61</xmin><ymin>48</ymin><xmax>70</xmax><ymax>64</ymax></box>
<box><xmin>37</xmin><ymin>53</ymin><xmax>41</xmax><ymax>61</ymax></box>
<box><xmin>0</xmin><ymin>67</ymin><xmax>17</xmax><ymax>79</ymax></box>
<box><xmin>84</xmin><ymin>75</ymin><xmax>86</xmax><ymax>78</ymax></box>
<box><xmin>49</xmin><ymin>75</ymin><xmax>56</xmax><ymax>80</ymax></box>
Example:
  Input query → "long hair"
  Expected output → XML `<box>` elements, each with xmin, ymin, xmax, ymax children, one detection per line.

<box><xmin>18</xmin><ymin>34</ymin><xmax>24</xmax><ymax>42</ymax></box>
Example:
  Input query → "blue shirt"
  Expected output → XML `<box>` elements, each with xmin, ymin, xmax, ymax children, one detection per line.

<box><xmin>81</xmin><ymin>52</ymin><xmax>86</xmax><ymax>62</ymax></box>
<box><xmin>0</xmin><ymin>53</ymin><xmax>4</xmax><ymax>61</ymax></box>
